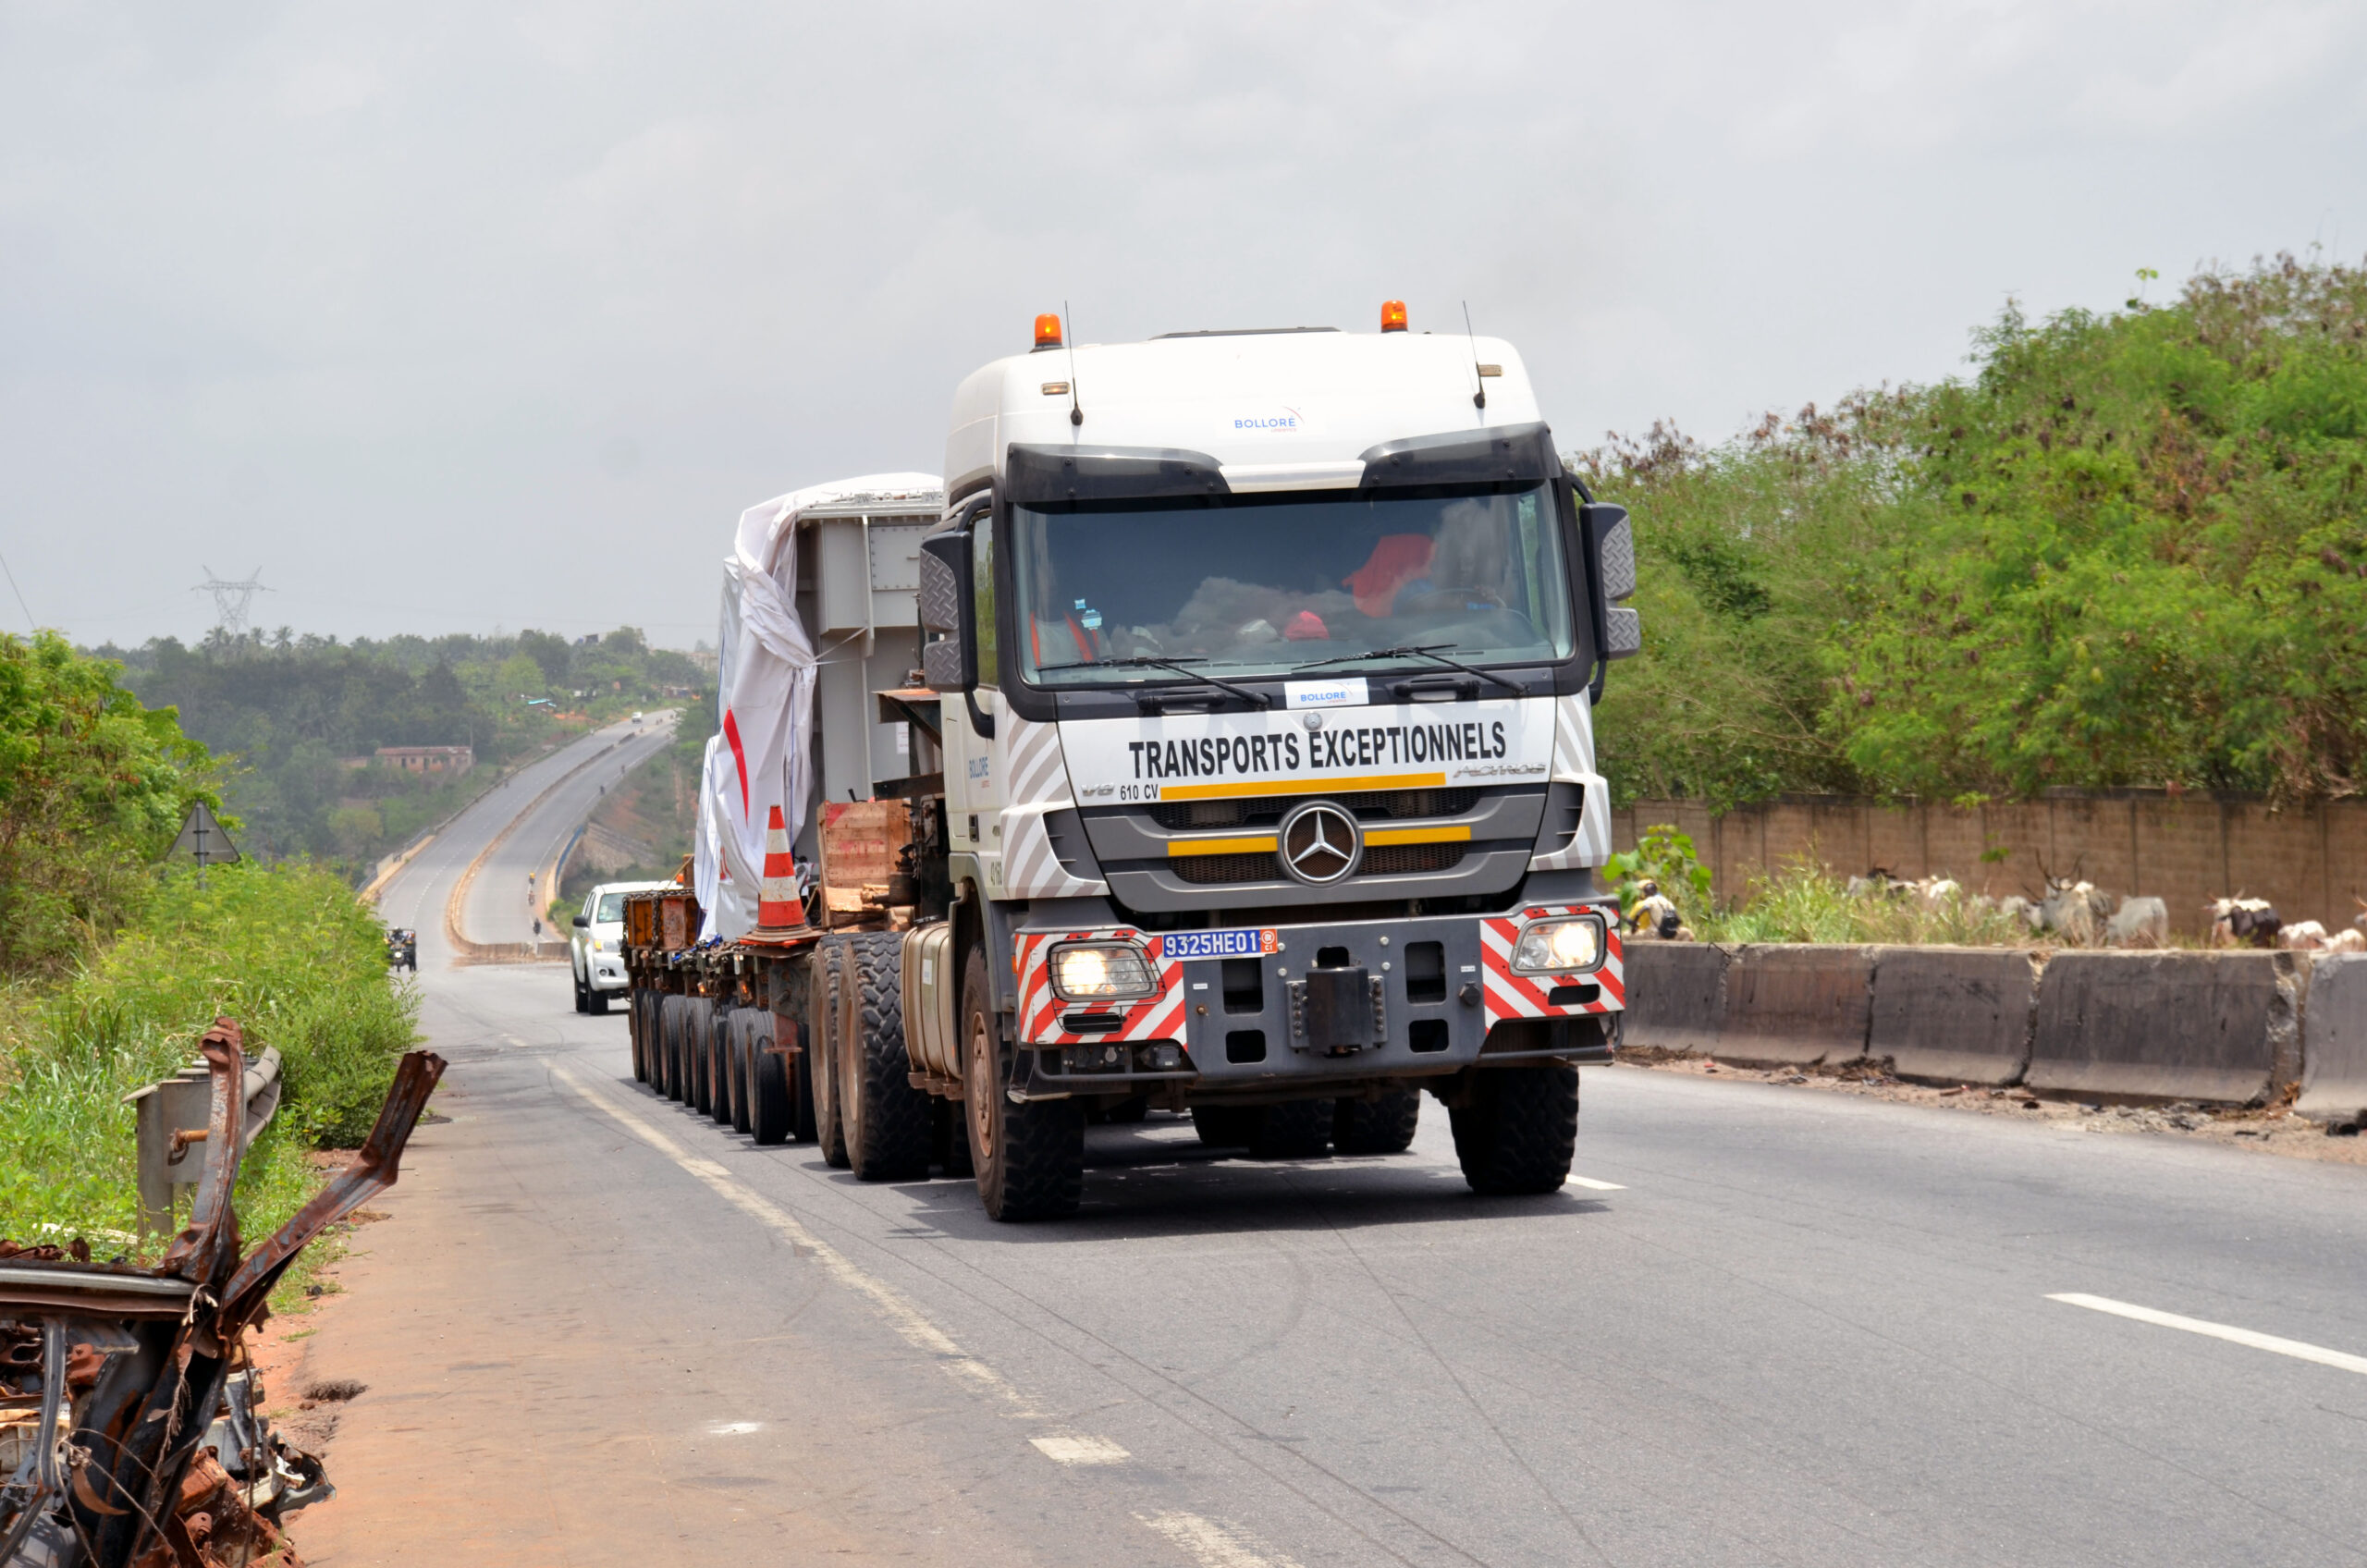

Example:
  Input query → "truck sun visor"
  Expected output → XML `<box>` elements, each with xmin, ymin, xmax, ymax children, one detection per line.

<box><xmin>1356</xmin><ymin>422</ymin><xmax>1560</xmax><ymax>489</ymax></box>
<box><xmin>1003</xmin><ymin>444</ymin><xmax>1232</xmax><ymax>506</ymax></box>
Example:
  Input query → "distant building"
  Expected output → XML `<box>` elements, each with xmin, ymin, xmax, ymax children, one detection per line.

<box><xmin>376</xmin><ymin>745</ymin><xmax>474</xmax><ymax>777</ymax></box>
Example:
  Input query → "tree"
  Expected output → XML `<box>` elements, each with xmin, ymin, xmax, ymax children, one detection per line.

<box><xmin>516</xmin><ymin>629</ymin><xmax>572</xmax><ymax>688</ymax></box>
<box><xmin>0</xmin><ymin>633</ymin><xmax>219</xmax><ymax>973</ymax></box>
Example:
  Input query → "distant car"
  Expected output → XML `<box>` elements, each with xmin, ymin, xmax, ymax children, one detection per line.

<box><xmin>385</xmin><ymin>928</ymin><xmax>417</xmax><ymax>971</ymax></box>
<box><xmin>570</xmin><ymin>880</ymin><xmax>671</xmax><ymax>1014</ymax></box>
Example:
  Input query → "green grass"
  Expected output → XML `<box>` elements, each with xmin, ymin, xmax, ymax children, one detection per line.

<box><xmin>0</xmin><ymin>861</ymin><xmax>418</xmax><ymax>1258</ymax></box>
<box><xmin>1694</xmin><ymin>864</ymin><xmax>2040</xmax><ymax>947</ymax></box>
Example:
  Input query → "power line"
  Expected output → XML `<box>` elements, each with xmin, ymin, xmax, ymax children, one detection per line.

<box><xmin>0</xmin><ymin>549</ymin><xmax>32</xmax><ymax>631</ymax></box>
<box><xmin>193</xmin><ymin>566</ymin><xmax>272</xmax><ymax>637</ymax></box>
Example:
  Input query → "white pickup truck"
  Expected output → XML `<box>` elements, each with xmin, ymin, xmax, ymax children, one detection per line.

<box><xmin>571</xmin><ymin>880</ymin><xmax>673</xmax><ymax>1013</ymax></box>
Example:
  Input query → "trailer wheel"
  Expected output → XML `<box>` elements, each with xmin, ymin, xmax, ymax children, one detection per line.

<box><xmin>810</xmin><ymin>939</ymin><xmax>850</xmax><ymax>1168</ymax></box>
<box><xmin>1333</xmin><ymin>1089</ymin><xmax>1421</xmax><ymax>1155</ymax></box>
<box><xmin>712</xmin><ymin>1010</ymin><xmax>739</xmax><ymax>1126</ymax></box>
<box><xmin>1248</xmin><ymin>1098</ymin><xmax>1334</xmax><ymax>1159</ymax></box>
<box><xmin>689</xmin><ymin>998</ymin><xmax>717</xmax><ymax>1116</ymax></box>
<box><xmin>629</xmin><ymin>989</ymin><xmax>648</xmax><ymax>1083</ymax></box>
<box><xmin>727</xmin><ymin>1012</ymin><xmax>754</xmax><ymax>1135</ymax></box>
<box><xmin>1448</xmin><ymin>1064</ymin><xmax>1578</xmax><ymax>1195</ymax></box>
<box><xmin>656</xmin><ymin>996</ymin><xmax>686</xmax><ymax>1100</ymax></box>
<box><xmin>749</xmin><ymin>1013</ymin><xmax>793</xmax><ymax>1144</ymax></box>
<box><xmin>791</xmin><ymin>1019</ymin><xmax>818</xmax><ymax>1144</ymax></box>
<box><xmin>962</xmin><ymin>944</ymin><xmax>1082</xmax><ymax>1220</ymax></box>
<box><xmin>1191</xmin><ymin>1106</ymin><xmax>1258</xmax><ymax>1147</ymax></box>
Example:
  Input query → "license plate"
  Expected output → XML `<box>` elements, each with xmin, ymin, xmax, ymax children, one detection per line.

<box><xmin>1159</xmin><ymin>926</ymin><xmax>1281</xmax><ymax>962</ymax></box>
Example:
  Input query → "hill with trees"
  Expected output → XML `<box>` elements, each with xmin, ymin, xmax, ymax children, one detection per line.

<box><xmin>1585</xmin><ymin>253</ymin><xmax>2367</xmax><ymax>809</ymax></box>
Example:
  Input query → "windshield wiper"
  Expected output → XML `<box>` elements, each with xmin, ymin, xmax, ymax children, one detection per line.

<box><xmin>1038</xmin><ymin>655</ymin><xmax>1272</xmax><ymax>710</ymax></box>
<box><xmin>1289</xmin><ymin>643</ymin><xmax>1525</xmax><ymax>697</ymax></box>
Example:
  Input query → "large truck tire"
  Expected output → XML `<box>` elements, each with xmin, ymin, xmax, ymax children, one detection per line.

<box><xmin>1191</xmin><ymin>1106</ymin><xmax>1259</xmax><ymax>1147</ymax></box>
<box><xmin>1334</xmin><ymin>1089</ymin><xmax>1421</xmax><ymax>1155</ymax></box>
<box><xmin>810</xmin><ymin>938</ymin><xmax>851</xmax><ymax>1168</ymax></box>
<box><xmin>713</xmin><ymin>1010</ymin><xmax>740</xmax><ymax>1127</ymax></box>
<box><xmin>1448</xmin><ymin>1064</ymin><xmax>1579</xmax><ymax>1195</ymax></box>
<box><xmin>961</xmin><ymin>943</ymin><xmax>1083</xmax><ymax>1220</ymax></box>
<box><xmin>840</xmin><ymin>932</ymin><xmax>933</xmax><ymax>1182</ymax></box>
<box><xmin>1249</xmin><ymin>1098</ymin><xmax>1334</xmax><ymax>1159</ymax></box>
<box><xmin>749</xmin><ymin>1012</ymin><xmax>794</xmax><ymax>1145</ymax></box>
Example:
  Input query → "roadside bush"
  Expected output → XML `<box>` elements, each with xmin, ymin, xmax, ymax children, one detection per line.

<box><xmin>0</xmin><ymin>861</ymin><xmax>417</xmax><ymax>1250</ymax></box>
<box><xmin>1695</xmin><ymin>863</ymin><xmax>2035</xmax><ymax>947</ymax></box>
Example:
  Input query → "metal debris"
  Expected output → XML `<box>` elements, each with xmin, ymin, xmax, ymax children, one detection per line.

<box><xmin>0</xmin><ymin>1018</ymin><xmax>445</xmax><ymax>1567</ymax></box>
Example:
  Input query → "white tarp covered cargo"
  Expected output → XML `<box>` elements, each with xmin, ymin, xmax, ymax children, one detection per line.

<box><xmin>695</xmin><ymin>472</ymin><xmax>941</xmax><ymax>940</ymax></box>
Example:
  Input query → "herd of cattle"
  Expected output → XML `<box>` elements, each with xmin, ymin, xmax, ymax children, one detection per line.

<box><xmin>1625</xmin><ymin>872</ymin><xmax>2367</xmax><ymax>951</ymax></box>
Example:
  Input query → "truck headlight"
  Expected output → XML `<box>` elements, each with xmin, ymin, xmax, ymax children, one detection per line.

<box><xmin>1049</xmin><ymin>942</ymin><xmax>1157</xmax><ymax>1002</ymax></box>
<box><xmin>1511</xmin><ymin>914</ymin><xmax>1606</xmax><ymax>975</ymax></box>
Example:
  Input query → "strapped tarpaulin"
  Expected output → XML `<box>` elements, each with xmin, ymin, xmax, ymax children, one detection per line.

<box><xmin>695</xmin><ymin>472</ymin><xmax>941</xmax><ymax>940</ymax></box>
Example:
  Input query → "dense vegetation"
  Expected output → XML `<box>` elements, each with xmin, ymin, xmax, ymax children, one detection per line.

<box><xmin>0</xmin><ymin>632</ymin><xmax>221</xmax><ymax>973</ymax></box>
<box><xmin>1585</xmin><ymin>254</ymin><xmax>2367</xmax><ymax>808</ymax></box>
<box><xmin>93</xmin><ymin>627</ymin><xmax>710</xmax><ymax>874</ymax></box>
<box><xmin>0</xmin><ymin>637</ymin><xmax>418</xmax><ymax>1257</ymax></box>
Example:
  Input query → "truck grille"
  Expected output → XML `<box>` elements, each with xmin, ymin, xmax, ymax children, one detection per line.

<box><xmin>1149</xmin><ymin>787</ymin><xmax>1479</xmax><ymax>831</ymax></box>
<box><xmin>1171</xmin><ymin>841</ymin><xmax>1469</xmax><ymax>885</ymax></box>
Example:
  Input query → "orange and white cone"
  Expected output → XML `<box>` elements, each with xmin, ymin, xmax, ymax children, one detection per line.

<box><xmin>756</xmin><ymin>805</ymin><xmax>801</xmax><ymax>929</ymax></box>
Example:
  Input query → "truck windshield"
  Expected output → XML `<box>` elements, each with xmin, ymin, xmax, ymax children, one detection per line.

<box><xmin>1011</xmin><ymin>483</ymin><xmax>1575</xmax><ymax>685</ymax></box>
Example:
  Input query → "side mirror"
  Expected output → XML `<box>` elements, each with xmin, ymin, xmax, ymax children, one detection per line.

<box><xmin>1579</xmin><ymin>502</ymin><xmax>1642</xmax><ymax>664</ymax></box>
<box><xmin>917</xmin><ymin>530</ymin><xmax>974</xmax><ymax>692</ymax></box>
<box><xmin>572</xmin><ymin>914</ymin><xmax>589</xmax><ymax>928</ymax></box>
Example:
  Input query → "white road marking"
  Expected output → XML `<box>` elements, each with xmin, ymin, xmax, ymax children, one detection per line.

<box><xmin>553</xmin><ymin>1066</ymin><xmax>1050</xmax><ymax>1416</ymax></box>
<box><xmin>1136</xmin><ymin>1511</ymin><xmax>1306</xmax><ymax>1568</ymax></box>
<box><xmin>2049</xmin><ymin>1292</ymin><xmax>2367</xmax><ymax>1377</ymax></box>
<box><xmin>707</xmin><ymin>1421</ymin><xmax>762</xmax><ymax>1435</ymax></box>
<box><xmin>1567</xmin><ymin>1175</ymin><xmax>1625</xmax><ymax>1191</ymax></box>
<box><xmin>1029</xmin><ymin>1434</ymin><xmax>1129</xmax><ymax>1465</ymax></box>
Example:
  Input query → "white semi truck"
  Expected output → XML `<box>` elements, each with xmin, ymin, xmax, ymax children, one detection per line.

<box><xmin>624</xmin><ymin>302</ymin><xmax>1641</xmax><ymax>1219</ymax></box>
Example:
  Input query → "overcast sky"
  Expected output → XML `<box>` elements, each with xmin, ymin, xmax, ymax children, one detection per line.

<box><xmin>5</xmin><ymin>2</ymin><xmax>2362</xmax><ymax>649</ymax></box>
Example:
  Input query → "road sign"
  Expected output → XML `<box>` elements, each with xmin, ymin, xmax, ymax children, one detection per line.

<box><xmin>167</xmin><ymin>801</ymin><xmax>242</xmax><ymax>866</ymax></box>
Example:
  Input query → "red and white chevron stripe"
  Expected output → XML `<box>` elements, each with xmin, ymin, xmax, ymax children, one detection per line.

<box><xmin>1479</xmin><ymin>905</ymin><xmax>1626</xmax><ymax>1027</ymax></box>
<box><xmin>1012</xmin><ymin>929</ymin><xmax>1187</xmax><ymax>1047</ymax></box>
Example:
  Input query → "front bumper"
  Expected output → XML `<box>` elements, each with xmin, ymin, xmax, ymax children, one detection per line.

<box><xmin>588</xmin><ymin>954</ymin><xmax>631</xmax><ymax>992</ymax></box>
<box><xmin>1009</xmin><ymin>904</ymin><xmax>1623</xmax><ymax>1098</ymax></box>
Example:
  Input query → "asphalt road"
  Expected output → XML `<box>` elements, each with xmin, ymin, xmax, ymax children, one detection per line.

<box><xmin>374</xmin><ymin>711</ymin><xmax>681</xmax><ymax>959</ymax></box>
<box><xmin>299</xmin><ymin>765</ymin><xmax>2367</xmax><ymax>1567</ymax></box>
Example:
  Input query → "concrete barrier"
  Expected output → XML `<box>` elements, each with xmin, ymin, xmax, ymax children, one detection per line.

<box><xmin>1716</xmin><ymin>944</ymin><xmax>1873</xmax><ymax>1067</ymax></box>
<box><xmin>2297</xmin><ymin>953</ymin><xmax>2367</xmax><ymax>1127</ymax></box>
<box><xmin>2027</xmin><ymin>950</ymin><xmax>2302</xmax><ymax>1106</ymax></box>
<box><xmin>1868</xmin><ymin>948</ymin><xmax>2039</xmax><ymax>1087</ymax></box>
<box><xmin>1622</xmin><ymin>942</ymin><xmax>1729</xmax><ymax>1052</ymax></box>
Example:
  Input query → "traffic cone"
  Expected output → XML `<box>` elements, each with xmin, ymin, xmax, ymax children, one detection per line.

<box><xmin>756</xmin><ymin>805</ymin><xmax>802</xmax><ymax>930</ymax></box>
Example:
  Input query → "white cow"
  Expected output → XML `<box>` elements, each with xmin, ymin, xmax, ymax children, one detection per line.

<box><xmin>2278</xmin><ymin>920</ymin><xmax>2330</xmax><ymax>951</ymax></box>
<box><xmin>2104</xmin><ymin>896</ymin><xmax>2170</xmax><ymax>949</ymax></box>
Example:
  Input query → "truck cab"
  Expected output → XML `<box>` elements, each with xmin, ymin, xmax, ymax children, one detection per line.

<box><xmin>903</xmin><ymin>306</ymin><xmax>1642</xmax><ymax>1215</ymax></box>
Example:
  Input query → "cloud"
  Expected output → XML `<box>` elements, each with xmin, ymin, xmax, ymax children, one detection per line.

<box><xmin>0</xmin><ymin>1</ymin><xmax>2361</xmax><ymax>643</ymax></box>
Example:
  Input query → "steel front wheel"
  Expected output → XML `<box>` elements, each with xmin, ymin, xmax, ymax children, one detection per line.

<box><xmin>962</xmin><ymin>943</ymin><xmax>1083</xmax><ymax>1220</ymax></box>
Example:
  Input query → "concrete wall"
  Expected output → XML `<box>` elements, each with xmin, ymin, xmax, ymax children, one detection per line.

<box><xmin>1613</xmin><ymin>793</ymin><xmax>2367</xmax><ymax>940</ymax></box>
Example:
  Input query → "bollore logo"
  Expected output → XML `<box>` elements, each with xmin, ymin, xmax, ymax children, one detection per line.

<box><xmin>1233</xmin><ymin>406</ymin><xmax>1308</xmax><ymax>434</ymax></box>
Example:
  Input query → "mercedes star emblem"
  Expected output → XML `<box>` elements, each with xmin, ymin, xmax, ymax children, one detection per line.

<box><xmin>1279</xmin><ymin>800</ymin><xmax>1361</xmax><ymax>886</ymax></box>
